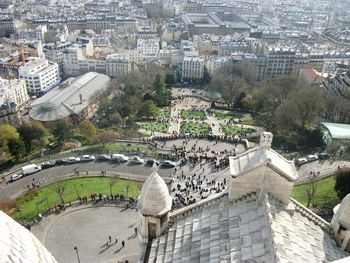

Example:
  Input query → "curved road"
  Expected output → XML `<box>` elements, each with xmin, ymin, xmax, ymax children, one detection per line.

<box><xmin>0</xmin><ymin>160</ymin><xmax>173</xmax><ymax>199</ymax></box>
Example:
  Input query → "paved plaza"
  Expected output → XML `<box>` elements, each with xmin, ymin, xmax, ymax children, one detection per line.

<box><xmin>32</xmin><ymin>205</ymin><xmax>141</xmax><ymax>263</ymax></box>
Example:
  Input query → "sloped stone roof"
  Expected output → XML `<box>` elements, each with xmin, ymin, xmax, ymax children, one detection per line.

<box><xmin>0</xmin><ymin>210</ymin><xmax>57</xmax><ymax>263</ymax></box>
<box><xmin>147</xmin><ymin>193</ymin><xmax>348</xmax><ymax>263</ymax></box>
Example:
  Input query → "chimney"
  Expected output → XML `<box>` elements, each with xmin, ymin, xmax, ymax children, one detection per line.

<box><xmin>79</xmin><ymin>94</ymin><xmax>83</xmax><ymax>104</ymax></box>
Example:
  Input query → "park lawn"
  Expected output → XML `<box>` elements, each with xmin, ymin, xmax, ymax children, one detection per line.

<box><xmin>180</xmin><ymin>121</ymin><xmax>211</xmax><ymax>134</ymax></box>
<box><xmin>180</xmin><ymin>110</ymin><xmax>206</xmax><ymax>120</ymax></box>
<box><xmin>81</xmin><ymin>143</ymin><xmax>155</xmax><ymax>156</ymax></box>
<box><xmin>13</xmin><ymin>177</ymin><xmax>140</xmax><ymax>221</ymax></box>
<box><xmin>159</xmin><ymin>109</ymin><xmax>171</xmax><ymax>118</ymax></box>
<box><xmin>292</xmin><ymin>176</ymin><xmax>339</xmax><ymax>207</ymax></box>
<box><xmin>214</xmin><ymin>111</ymin><xmax>240</xmax><ymax>120</ymax></box>
<box><xmin>239</xmin><ymin>119</ymin><xmax>257</xmax><ymax>126</ymax></box>
<box><xmin>221</xmin><ymin>125</ymin><xmax>256</xmax><ymax>136</ymax></box>
<box><xmin>139</xmin><ymin>122</ymin><xmax>169</xmax><ymax>133</ymax></box>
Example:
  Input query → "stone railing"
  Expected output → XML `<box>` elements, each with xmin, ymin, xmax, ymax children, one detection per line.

<box><xmin>291</xmin><ymin>197</ymin><xmax>330</xmax><ymax>231</ymax></box>
<box><xmin>169</xmin><ymin>191</ymin><xmax>228</xmax><ymax>222</ymax></box>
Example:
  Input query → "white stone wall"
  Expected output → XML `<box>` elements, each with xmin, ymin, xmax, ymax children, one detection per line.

<box><xmin>229</xmin><ymin>165</ymin><xmax>294</xmax><ymax>204</ymax></box>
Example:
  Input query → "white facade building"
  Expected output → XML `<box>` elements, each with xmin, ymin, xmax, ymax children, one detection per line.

<box><xmin>137</xmin><ymin>38</ymin><xmax>160</xmax><ymax>63</ymax></box>
<box><xmin>181</xmin><ymin>56</ymin><xmax>205</xmax><ymax>81</ymax></box>
<box><xmin>35</xmin><ymin>24</ymin><xmax>47</xmax><ymax>42</ymax></box>
<box><xmin>105</xmin><ymin>53</ymin><xmax>132</xmax><ymax>79</ymax></box>
<box><xmin>18</xmin><ymin>58</ymin><xmax>60</xmax><ymax>97</ymax></box>
<box><xmin>0</xmin><ymin>77</ymin><xmax>29</xmax><ymax>108</ymax></box>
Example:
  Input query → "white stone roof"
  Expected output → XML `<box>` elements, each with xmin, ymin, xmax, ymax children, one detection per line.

<box><xmin>333</xmin><ymin>193</ymin><xmax>350</xmax><ymax>229</ymax></box>
<box><xmin>0</xmin><ymin>210</ymin><xmax>57</xmax><ymax>263</ymax></box>
<box><xmin>137</xmin><ymin>165</ymin><xmax>172</xmax><ymax>217</ymax></box>
<box><xmin>147</xmin><ymin>193</ymin><xmax>348</xmax><ymax>263</ymax></box>
<box><xmin>229</xmin><ymin>146</ymin><xmax>298</xmax><ymax>182</ymax></box>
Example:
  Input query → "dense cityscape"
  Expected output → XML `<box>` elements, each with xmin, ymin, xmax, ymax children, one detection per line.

<box><xmin>0</xmin><ymin>0</ymin><xmax>350</xmax><ymax>262</ymax></box>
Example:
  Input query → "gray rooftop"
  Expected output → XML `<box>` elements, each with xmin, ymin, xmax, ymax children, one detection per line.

<box><xmin>147</xmin><ymin>193</ymin><xmax>348</xmax><ymax>263</ymax></box>
<box><xmin>29</xmin><ymin>72</ymin><xmax>110</xmax><ymax>122</ymax></box>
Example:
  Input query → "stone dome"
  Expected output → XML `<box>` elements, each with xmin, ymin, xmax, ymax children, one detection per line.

<box><xmin>137</xmin><ymin>164</ymin><xmax>172</xmax><ymax>217</ymax></box>
<box><xmin>335</xmin><ymin>193</ymin><xmax>350</xmax><ymax>229</ymax></box>
<box><xmin>0</xmin><ymin>210</ymin><xmax>57</xmax><ymax>263</ymax></box>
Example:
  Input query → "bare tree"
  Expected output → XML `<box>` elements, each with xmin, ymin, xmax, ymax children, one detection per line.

<box><xmin>125</xmin><ymin>181</ymin><xmax>131</xmax><ymax>197</ymax></box>
<box><xmin>93</xmin><ymin>131</ymin><xmax>118</xmax><ymax>148</ymax></box>
<box><xmin>51</xmin><ymin>182</ymin><xmax>66</xmax><ymax>204</ymax></box>
<box><xmin>305</xmin><ymin>176</ymin><xmax>318</xmax><ymax>207</ymax></box>
<box><xmin>108</xmin><ymin>177</ymin><xmax>119</xmax><ymax>196</ymax></box>
<box><xmin>74</xmin><ymin>184</ymin><xmax>80</xmax><ymax>200</ymax></box>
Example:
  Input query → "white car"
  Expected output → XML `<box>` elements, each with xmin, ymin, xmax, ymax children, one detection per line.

<box><xmin>67</xmin><ymin>157</ymin><xmax>81</xmax><ymax>163</ymax></box>
<box><xmin>307</xmin><ymin>155</ymin><xmax>318</xmax><ymax>162</ymax></box>
<box><xmin>295</xmin><ymin>158</ymin><xmax>308</xmax><ymax>166</ymax></box>
<box><xmin>81</xmin><ymin>155</ymin><xmax>95</xmax><ymax>162</ymax></box>
<box><xmin>162</xmin><ymin>160</ymin><xmax>176</xmax><ymax>168</ymax></box>
<box><xmin>130</xmin><ymin>156</ymin><xmax>144</xmax><ymax>164</ymax></box>
<box><xmin>111</xmin><ymin>154</ymin><xmax>129</xmax><ymax>162</ymax></box>
<box><xmin>10</xmin><ymin>174</ymin><xmax>23</xmax><ymax>182</ymax></box>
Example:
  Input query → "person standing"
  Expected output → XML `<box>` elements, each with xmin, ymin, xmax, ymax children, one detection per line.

<box><xmin>108</xmin><ymin>236</ymin><xmax>111</xmax><ymax>244</ymax></box>
<box><xmin>122</xmin><ymin>240</ymin><xmax>125</xmax><ymax>247</ymax></box>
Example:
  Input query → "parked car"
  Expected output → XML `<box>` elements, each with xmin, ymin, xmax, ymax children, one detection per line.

<box><xmin>67</xmin><ymin>157</ymin><xmax>80</xmax><ymax>164</ymax></box>
<box><xmin>96</xmin><ymin>154</ymin><xmax>111</xmax><ymax>161</ymax></box>
<box><xmin>10</xmin><ymin>174</ymin><xmax>23</xmax><ymax>182</ymax></box>
<box><xmin>318</xmin><ymin>152</ymin><xmax>330</xmax><ymax>160</ymax></box>
<box><xmin>295</xmin><ymin>158</ymin><xmax>308</xmax><ymax>166</ymax></box>
<box><xmin>111</xmin><ymin>154</ymin><xmax>129</xmax><ymax>162</ymax></box>
<box><xmin>146</xmin><ymin>159</ymin><xmax>160</xmax><ymax>166</ymax></box>
<box><xmin>162</xmin><ymin>160</ymin><xmax>176</xmax><ymax>168</ymax></box>
<box><xmin>41</xmin><ymin>161</ymin><xmax>55</xmax><ymax>169</ymax></box>
<box><xmin>55</xmin><ymin>159</ymin><xmax>67</xmax><ymax>165</ymax></box>
<box><xmin>307</xmin><ymin>155</ymin><xmax>318</xmax><ymax>162</ymax></box>
<box><xmin>130</xmin><ymin>156</ymin><xmax>144</xmax><ymax>165</ymax></box>
<box><xmin>22</xmin><ymin>164</ymin><xmax>41</xmax><ymax>175</ymax></box>
<box><xmin>81</xmin><ymin>155</ymin><xmax>95</xmax><ymax>162</ymax></box>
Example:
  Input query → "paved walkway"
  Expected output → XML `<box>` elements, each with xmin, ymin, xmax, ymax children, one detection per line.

<box><xmin>32</xmin><ymin>204</ymin><xmax>141</xmax><ymax>263</ymax></box>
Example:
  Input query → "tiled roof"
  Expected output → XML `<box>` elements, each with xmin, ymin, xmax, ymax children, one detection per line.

<box><xmin>146</xmin><ymin>193</ymin><xmax>348</xmax><ymax>263</ymax></box>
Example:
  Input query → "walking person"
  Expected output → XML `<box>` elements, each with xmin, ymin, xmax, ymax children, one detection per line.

<box><xmin>122</xmin><ymin>240</ymin><xmax>125</xmax><ymax>247</ymax></box>
<box><xmin>108</xmin><ymin>236</ymin><xmax>111</xmax><ymax>244</ymax></box>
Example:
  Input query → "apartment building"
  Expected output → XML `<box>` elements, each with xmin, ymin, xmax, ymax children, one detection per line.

<box><xmin>0</xmin><ymin>77</ymin><xmax>30</xmax><ymax>125</ymax></box>
<box><xmin>264</xmin><ymin>46</ymin><xmax>296</xmax><ymax>77</ymax></box>
<box><xmin>18</xmin><ymin>58</ymin><xmax>60</xmax><ymax>97</ymax></box>
<box><xmin>181</xmin><ymin>56</ymin><xmax>204</xmax><ymax>81</ymax></box>
<box><xmin>105</xmin><ymin>53</ymin><xmax>132</xmax><ymax>79</ymax></box>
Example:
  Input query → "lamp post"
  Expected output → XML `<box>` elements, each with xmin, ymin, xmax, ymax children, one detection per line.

<box><xmin>74</xmin><ymin>246</ymin><xmax>81</xmax><ymax>263</ymax></box>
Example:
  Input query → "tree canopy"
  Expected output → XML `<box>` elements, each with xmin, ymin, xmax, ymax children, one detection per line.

<box><xmin>138</xmin><ymin>100</ymin><xmax>160</xmax><ymax>119</ymax></box>
<box><xmin>79</xmin><ymin>120</ymin><xmax>97</xmax><ymax>143</ymax></box>
<box><xmin>335</xmin><ymin>171</ymin><xmax>350</xmax><ymax>200</ymax></box>
<box><xmin>153</xmin><ymin>74</ymin><xmax>171</xmax><ymax>107</ymax></box>
<box><xmin>0</xmin><ymin>124</ymin><xmax>20</xmax><ymax>152</ymax></box>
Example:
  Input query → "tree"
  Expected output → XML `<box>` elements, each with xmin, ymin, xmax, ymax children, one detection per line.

<box><xmin>0</xmin><ymin>124</ymin><xmax>20</xmax><ymax>152</ymax></box>
<box><xmin>335</xmin><ymin>170</ymin><xmax>350</xmax><ymax>200</ymax></box>
<box><xmin>153</xmin><ymin>74</ymin><xmax>171</xmax><ymax>107</ymax></box>
<box><xmin>53</xmin><ymin>120</ymin><xmax>73</xmax><ymax>141</ymax></box>
<box><xmin>305</xmin><ymin>176</ymin><xmax>318</xmax><ymax>207</ymax></box>
<box><xmin>137</xmin><ymin>100</ymin><xmax>160</xmax><ymax>119</ymax></box>
<box><xmin>125</xmin><ymin>181</ymin><xmax>131</xmax><ymax>197</ymax></box>
<box><xmin>93</xmin><ymin>131</ymin><xmax>118</xmax><ymax>147</ymax></box>
<box><xmin>18</xmin><ymin>121</ymin><xmax>48</xmax><ymax>153</ymax></box>
<box><xmin>7</xmin><ymin>138</ymin><xmax>25</xmax><ymax>162</ymax></box>
<box><xmin>74</xmin><ymin>184</ymin><xmax>81</xmax><ymax>200</ymax></box>
<box><xmin>51</xmin><ymin>182</ymin><xmax>66</xmax><ymax>204</ymax></box>
<box><xmin>108</xmin><ymin>177</ymin><xmax>118</xmax><ymax>196</ymax></box>
<box><xmin>79</xmin><ymin>120</ymin><xmax>96</xmax><ymax>143</ymax></box>
<box><xmin>165</xmin><ymin>74</ymin><xmax>176</xmax><ymax>85</ymax></box>
<box><xmin>209</xmin><ymin>74</ymin><xmax>246</xmax><ymax>109</ymax></box>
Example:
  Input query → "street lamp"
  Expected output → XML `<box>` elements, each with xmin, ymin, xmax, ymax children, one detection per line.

<box><xmin>74</xmin><ymin>246</ymin><xmax>81</xmax><ymax>263</ymax></box>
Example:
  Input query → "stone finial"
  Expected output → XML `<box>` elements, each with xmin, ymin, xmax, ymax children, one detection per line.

<box><xmin>259</xmin><ymin>132</ymin><xmax>273</xmax><ymax>148</ymax></box>
<box><xmin>331</xmin><ymin>193</ymin><xmax>350</xmax><ymax>252</ymax></box>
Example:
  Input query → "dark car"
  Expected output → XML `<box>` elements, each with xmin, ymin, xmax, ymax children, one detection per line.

<box><xmin>41</xmin><ymin>161</ymin><xmax>55</xmax><ymax>169</ymax></box>
<box><xmin>146</xmin><ymin>159</ymin><xmax>160</xmax><ymax>166</ymax></box>
<box><xmin>96</xmin><ymin>154</ymin><xmax>111</xmax><ymax>161</ymax></box>
<box><xmin>318</xmin><ymin>152</ymin><xmax>330</xmax><ymax>160</ymax></box>
<box><xmin>54</xmin><ymin>159</ymin><xmax>67</xmax><ymax>165</ymax></box>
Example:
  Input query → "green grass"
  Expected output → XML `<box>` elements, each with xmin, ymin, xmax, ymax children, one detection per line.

<box><xmin>159</xmin><ymin>109</ymin><xmax>171</xmax><ymax>118</ymax></box>
<box><xmin>239</xmin><ymin>119</ymin><xmax>257</xmax><ymax>126</ymax></box>
<box><xmin>214</xmin><ymin>111</ymin><xmax>240</xmax><ymax>120</ymax></box>
<box><xmin>138</xmin><ymin>122</ymin><xmax>169</xmax><ymax>133</ymax></box>
<box><xmin>180</xmin><ymin>110</ymin><xmax>206</xmax><ymax>120</ymax></box>
<box><xmin>13</xmin><ymin>177</ymin><xmax>140</xmax><ymax>221</ymax></box>
<box><xmin>292</xmin><ymin>176</ymin><xmax>339</xmax><ymax>207</ymax></box>
<box><xmin>81</xmin><ymin>143</ymin><xmax>155</xmax><ymax>156</ymax></box>
<box><xmin>221</xmin><ymin>125</ymin><xmax>256</xmax><ymax>136</ymax></box>
<box><xmin>180</xmin><ymin>121</ymin><xmax>211</xmax><ymax>134</ymax></box>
